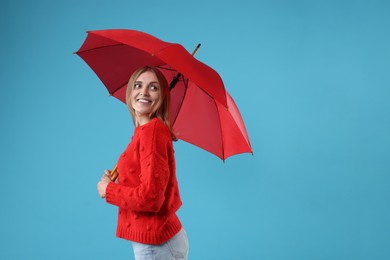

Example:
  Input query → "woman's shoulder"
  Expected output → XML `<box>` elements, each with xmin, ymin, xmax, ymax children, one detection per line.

<box><xmin>138</xmin><ymin>118</ymin><xmax>170</xmax><ymax>139</ymax></box>
<box><xmin>137</xmin><ymin>118</ymin><xmax>172</xmax><ymax>157</ymax></box>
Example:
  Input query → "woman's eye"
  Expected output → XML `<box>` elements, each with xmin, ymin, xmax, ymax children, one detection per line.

<box><xmin>150</xmin><ymin>85</ymin><xmax>159</xmax><ymax>91</ymax></box>
<box><xmin>134</xmin><ymin>83</ymin><xmax>141</xmax><ymax>89</ymax></box>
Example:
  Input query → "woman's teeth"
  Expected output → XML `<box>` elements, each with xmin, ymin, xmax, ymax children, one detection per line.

<box><xmin>137</xmin><ymin>98</ymin><xmax>151</xmax><ymax>103</ymax></box>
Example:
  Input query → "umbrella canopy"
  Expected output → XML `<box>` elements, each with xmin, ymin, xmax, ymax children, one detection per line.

<box><xmin>75</xmin><ymin>29</ymin><xmax>252</xmax><ymax>160</ymax></box>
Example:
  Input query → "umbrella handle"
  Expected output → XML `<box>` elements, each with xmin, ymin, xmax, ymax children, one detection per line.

<box><xmin>169</xmin><ymin>43</ymin><xmax>201</xmax><ymax>90</ymax></box>
<box><xmin>110</xmin><ymin>163</ymin><xmax>118</xmax><ymax>181</ymax></box>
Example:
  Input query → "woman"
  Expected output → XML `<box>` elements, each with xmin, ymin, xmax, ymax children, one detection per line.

<box><xmin>97</xmin><ymin>66</ymin><xmax>189</xmax><ymax>259</ymax></box>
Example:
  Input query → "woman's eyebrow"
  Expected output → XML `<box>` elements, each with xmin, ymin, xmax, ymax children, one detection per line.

<box><xmin>135</xmin><ymin>81</ymin><xmax>159</xmax><ymax>84</ymax></box>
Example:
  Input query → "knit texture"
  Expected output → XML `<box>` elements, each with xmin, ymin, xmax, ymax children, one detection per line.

<box><xmin>105</xmin><ymin>118</ymin><xmax>182</xmax><ymax>244</ymax></box>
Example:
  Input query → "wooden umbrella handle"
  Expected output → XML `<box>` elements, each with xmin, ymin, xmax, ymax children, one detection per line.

<box><xmin>110</xmin><ymin>163</ymin><xmax>118</xmax><ymax>182</ymax></box>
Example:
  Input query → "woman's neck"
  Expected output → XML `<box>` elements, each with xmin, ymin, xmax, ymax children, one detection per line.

<box><xmin>135</xmin><ymin>116</ymin><xmax>152</xmax><ymax>126</ymax></box>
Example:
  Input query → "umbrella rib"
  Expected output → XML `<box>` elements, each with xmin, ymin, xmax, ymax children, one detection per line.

<box><xmin>76</xmin><ymin>43</ymin><xmax>126</xmax><ymax>54</ymax></box>
<box><xmin>110</xmin><ymin>82</ymin><xmax>128</xmax><ymax>97</ymax></box>
<box><xmin>214</xmin><ymin>99</ymin><xmax>226</xmax><ymax>160</ymax></box>
<box><xmin>218</xmin><ymin>97</ymin><xmax>253</xmax><ymax>159</ymax></box>
<box><xmin>171</xmin><ymin>75</ymin><xmax>187</xmax><ymax>127</ymax></box>
<box><xmin>155</xmin><ymin>66</ymin><xmax>177</xmax><ymax>72</ymax></box>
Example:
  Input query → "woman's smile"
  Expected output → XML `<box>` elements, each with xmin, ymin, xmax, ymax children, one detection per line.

<box><xmin>136</xmin><ymin>97</ymin><xmax>152</xmax><ymax>104</ymax></box>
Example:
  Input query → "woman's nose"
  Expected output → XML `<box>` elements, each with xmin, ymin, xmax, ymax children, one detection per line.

<box><xmin>140</xmin><ymin>87</ymin><xmax>149</xmax><ymax>96</ymax></box>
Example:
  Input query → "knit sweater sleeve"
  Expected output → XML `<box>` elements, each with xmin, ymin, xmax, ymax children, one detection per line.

<box><xmin>105</xmin><ymin>120</ymin><xmax>171</xmax><ymax>212</ymax></box>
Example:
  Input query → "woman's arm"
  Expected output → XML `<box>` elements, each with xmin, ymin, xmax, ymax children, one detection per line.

<box><xmin>105</xmin><ymin>151</ymin><xmax>170</xmax><ymax>212</ymax></box>
<box><xmin>104</xmin><ymin>120</ymin><xmax>172</xmax><ymax>212</ymax></box>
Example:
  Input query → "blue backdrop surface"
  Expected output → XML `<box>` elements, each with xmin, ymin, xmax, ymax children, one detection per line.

<box><xmin>1</xmin><ymin>0</ymin><xmax>389</xmax><ymax>259</ymax></box>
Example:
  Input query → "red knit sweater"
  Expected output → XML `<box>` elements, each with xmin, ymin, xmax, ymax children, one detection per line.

<box><xmin>105</xmin><ymin>118</ymin><xmax>182</xmax><ymax>244</ymax></box>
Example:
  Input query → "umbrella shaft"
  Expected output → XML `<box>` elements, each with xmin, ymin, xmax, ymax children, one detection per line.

<box><xmin>170</xmin><ymin>73</ymin><xmax>181</xmax><ymax>90</ymax></box>
<box><xmin>169</xmin><ymin>43</ymin><xmax>200</xmax><ymax>90</ymax></box>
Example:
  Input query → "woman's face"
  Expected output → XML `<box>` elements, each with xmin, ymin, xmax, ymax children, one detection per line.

<box><xmin>130</xmin><ymin>70</ymin><xmax>161</xmax><ymax>124</ymax></box>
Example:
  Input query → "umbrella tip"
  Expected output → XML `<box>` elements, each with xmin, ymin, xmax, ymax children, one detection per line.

<box><xmin>191</xmin><ymin>43</ymin><xmax>202</xmax><ymax>56</ymax></box>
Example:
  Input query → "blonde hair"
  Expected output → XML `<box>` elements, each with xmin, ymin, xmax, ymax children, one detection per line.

<box><xmin>126</xmin><ymin>66</ymin><xmax>176</xmax><ymax>140</ymax></box>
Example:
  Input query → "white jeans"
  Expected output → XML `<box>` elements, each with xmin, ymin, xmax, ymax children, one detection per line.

<box><xmin>132</xmin><ymin>228</ymin><xmax>189</xmax><ymax>260</ymax></box>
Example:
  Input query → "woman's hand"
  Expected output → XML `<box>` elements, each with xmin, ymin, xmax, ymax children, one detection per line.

<box><xmin>97</xmin><ymin>170</ymin><xmax>111</xmax><ymax>198</ymax></box>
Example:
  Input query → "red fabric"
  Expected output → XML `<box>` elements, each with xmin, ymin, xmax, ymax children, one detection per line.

<box><xmin>105</xmin><ymin>118</ymin><xmax>182</xmax><ymax>244</ymax></box>
<box><xmin>173</xmin><ymin>82</ymin><xmax>252</xmax><ymax>159</ymax></box>
<box><xmin>76</xmin><ymin>29</ymin><xmax>227</xmax><ymax>107</ymax></box>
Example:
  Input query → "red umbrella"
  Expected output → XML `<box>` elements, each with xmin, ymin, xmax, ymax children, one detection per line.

<box><xmin>75</xmin><ymin>29</ymin><xmax>252</xmax><ymax>162</ymax></box>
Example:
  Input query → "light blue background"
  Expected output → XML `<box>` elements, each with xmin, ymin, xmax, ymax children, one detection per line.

<box><xmin>1</xmin><ymin>0</ymin><xmax>389</xmax><ymax>259</ymax></box>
